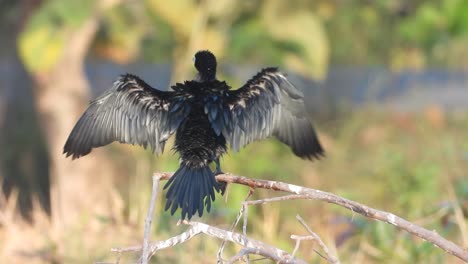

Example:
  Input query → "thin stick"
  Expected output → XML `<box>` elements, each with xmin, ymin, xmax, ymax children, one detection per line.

<box><xmin>291</xmin><ymin>237</ymin><xmax>302</xmax><ymax>259</ymax></box>
<box><xmin>295</xmin><ymin>214</ymin><xmax>340</xmax><ymax>264</ymax></box>
<box><xmin>217</xmin><ymin>188</ymin><xmax>254</xmax><ymax>263</ymax></box>
<box><xmin>154</xmin><ymin>172</ymin><xmax>468</xmax><ymax>262</ymax></box>
<box><xmin>226</xmin><ymin>247</ymin><xmax>274</xmax><ymax>264</ymax></box>
<box><xmin>244</xmin><ymin>194</ymin><xmax>309</xmax><ymax>206</ymax></box>
<box><xmin>290</xmin><ymin>235</ymin><xmax>329</xmax><ymax>261</ymax></box>
<box><xmin>141</xmin><ymin>175</ymin><xmax>161</xmax><ymax>264</ymax></box>
<box><xmin>447</xmin><ymin>183</ymin><xmax>468</xmax><ymax>247</ymax></box>
<box><xmin>243</xmin><ymin>202</ymin><xmax>250</xmax><ymax>264</ymax></box>
<box><xmin>243</xmin><ymin>188</ymin><xmax>254</xmax><ymax>264</ymax></box>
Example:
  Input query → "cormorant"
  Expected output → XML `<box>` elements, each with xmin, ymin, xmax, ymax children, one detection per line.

<box><xmin>63</xmin><ymin>50</ymin><xmax>324</xmax><ymax>220</ymax></box>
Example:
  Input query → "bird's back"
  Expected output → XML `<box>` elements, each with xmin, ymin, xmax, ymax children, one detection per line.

<box><xmin>172</xmin><ymin>80</ymin><xmax>229</xmax><ymax>166</ymax></box>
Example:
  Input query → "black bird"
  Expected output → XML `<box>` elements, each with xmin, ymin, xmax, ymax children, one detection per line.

<box><xmin>63</xmin><ymin>50</ymin><xmax>324</xmax><ymax>220</ymax></box>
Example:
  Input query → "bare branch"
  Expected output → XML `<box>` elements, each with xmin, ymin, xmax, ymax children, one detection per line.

<box><xmin>242</xmin><ymin>189</ymin><xmax>253</xmax><ymax>264</ymax></box>
<box><xmin>112</xmin><ymin>226</ymin><xmax>199</xmax><ymax>254</ymax></box>
<box><xmin>112</xmin><ymin>221</ymin><xmax>307</xmax><ymax>264</ymax></box>
<box><xmin>141</xmin><ymin>175</ymin><xmax>162</xmax><ymax>264</ymax></box>
<box><xmin>291</xmin><ymin>235</ymin><xmax>302</xmax><ymax>259</ymax></box>
<box><xmin>154</xmin><ymin>172</ymin><xmax>468</xmax><ymax>262</ymax></box>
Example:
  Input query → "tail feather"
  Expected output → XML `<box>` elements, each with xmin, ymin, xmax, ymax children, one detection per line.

<box><xmin>164</xmin><ymin>164</ymin><xmax>220</xmax><ymax>219</ymax></box>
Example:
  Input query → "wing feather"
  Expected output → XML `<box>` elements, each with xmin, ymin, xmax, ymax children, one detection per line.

<box><xmin>207</xmin><ymin>68</ymin><xmax>324</xmax><ymax>160</ymax></box>
<box><xmin>63</xmin><ymin>74</ymin><xmax>191</xmax><ymax>159</ymax></box>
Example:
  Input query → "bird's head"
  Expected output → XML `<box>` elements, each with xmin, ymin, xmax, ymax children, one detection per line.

<box><xmin>193</xmin><ymin>50</ymin><xmax>217</xmax><ymax>81</ymax></box>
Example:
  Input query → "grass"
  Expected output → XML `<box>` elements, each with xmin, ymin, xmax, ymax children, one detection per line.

<box><xmin>0</xmin><ymin>108</ymin><xmax>467</xmax><ymax>263</ymax></box>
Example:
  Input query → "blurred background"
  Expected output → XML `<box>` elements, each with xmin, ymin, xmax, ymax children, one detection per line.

<box><xmin>0</xmin><ymin>0</ymin><xmax>467</xmax><ymax>263</ymax></box>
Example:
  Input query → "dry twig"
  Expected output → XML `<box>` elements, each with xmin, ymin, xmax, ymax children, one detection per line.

<box><xmin>292</xmin><ymin>215</ymin><xmax>340</xmax><ymax>264</ymax></box>
<box><xmin>141</xmin><ymin>175</ymin><xmax>161</xmax><ymax>264</ymax></box>
<box><xmin>226</xmin><ymin>247</ymin><xmax>269</xmax><ymax>264</ymax></box>
<box><xmin>217</xmin><ymin>188</ymin><xmax>254</xmax><ymax>263</ymax></box>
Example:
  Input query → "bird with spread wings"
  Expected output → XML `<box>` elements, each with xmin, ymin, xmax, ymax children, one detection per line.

<box><xmin>64</xmin><ymin>50</ymin><xmax>324</xmax><ymax>220</ymax></box>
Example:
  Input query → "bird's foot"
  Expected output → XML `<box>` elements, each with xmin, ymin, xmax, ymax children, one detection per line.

<box><xmin>213</xmin><ymin>158</ymin><xmax>227</xmax><ymax>194</ymax></box>
<box><xmin>218</xmin><ymin>181</ymin><xmax>227</xmax><ymax>195</ymax></box>
<box><xmin>215</xmin><ymin>170</ymin><xmax>227</xmax><ymax>195</ymax></box>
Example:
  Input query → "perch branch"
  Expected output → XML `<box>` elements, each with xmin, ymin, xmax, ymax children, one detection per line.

<box><xmin>112</xmin><ymin>221</ymin><xmax>307</xmax><ymax>264</ymax></box>
<box><xmin>154</xmin><ymin>172</ymin><xmax>468</xmax><ymax>262</ymax></box>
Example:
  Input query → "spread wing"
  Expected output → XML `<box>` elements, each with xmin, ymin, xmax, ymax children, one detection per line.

<box><xmin>63</xmin><ymin>74</ymin><xmax>192</xmax><ymax>159</ymax></box>
<box><xmin>206</xmin><ymin>68</ymin><xmax>324</xmax><ymax>159</ymax></box>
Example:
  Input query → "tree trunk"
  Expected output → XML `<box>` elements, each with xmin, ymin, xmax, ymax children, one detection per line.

<box><xmin>30</xmin><ymin>6</ymin><xmax>120</xmax><ymax>229</ymax></box>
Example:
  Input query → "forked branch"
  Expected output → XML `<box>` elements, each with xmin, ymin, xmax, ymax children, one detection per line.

<box><xmin>112</xmin><ymin>221</ymin><xmax>307</xmax><ymax>264</ymax></box>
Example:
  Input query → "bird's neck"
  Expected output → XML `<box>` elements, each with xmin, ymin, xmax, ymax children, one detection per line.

<box><xmin>197</xmin><ymin>70</ymin><xmax>216</xmax><ymax>82</ymax></box>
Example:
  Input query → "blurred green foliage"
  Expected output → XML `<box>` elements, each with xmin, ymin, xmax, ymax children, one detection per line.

<box><xmin>6</xmin><ymin>0</ymin><xmax>468</xmax><ymax>263</ymax></box>
<box><xmin>17</xmin><ymin>0</ymin><xmax>468</xmax><ymax>74</ymax></box>
<box><xmin>18</xmin><ymin>0</ymin><xmax>95</xmax><ymax>72</ymax></box>
<box><xmin>319</xmin><ymin>111</ymin><xmax>468</xmax><ymax>263</ymax></box>
<box><xmin>325</xmin><ymin>0</ymin><xmax>468</xmax><ymax>69</ymax></box>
